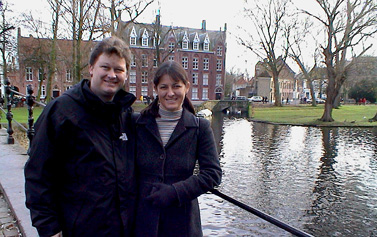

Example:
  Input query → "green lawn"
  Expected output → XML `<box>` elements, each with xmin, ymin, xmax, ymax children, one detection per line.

<box><xmin>2</xmin><ymin>103</ymin><xmax>377</xmax><ymax>127</ymax></box>
<box><xmin>0</xmin><ymin>103</ymin><xmax>148</xmax><ymax>125</ymax></box>
<box><xmin>251</xmin><ymin>104</ymin><xmax>377</xmax><ymax>126</ymax></box>
<box><xmin>0</xmin><ymin>106</ymin><xmax>45</xmax><ymax>124</ymax></box>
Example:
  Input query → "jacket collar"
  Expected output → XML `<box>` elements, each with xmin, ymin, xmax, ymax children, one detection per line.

<box><xmin>65</xmin><ymin>79</ymin><xmax>136</xmax><ymax>115</ymax></box>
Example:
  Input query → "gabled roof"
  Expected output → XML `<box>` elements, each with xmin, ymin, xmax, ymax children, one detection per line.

<box><xmin>120</xmin><ymin>21</ymin><xmax>225</xmax><ymax>48</ymax></box>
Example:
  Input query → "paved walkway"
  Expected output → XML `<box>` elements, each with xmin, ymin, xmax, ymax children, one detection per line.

<box><xmin>0</xmin><ymin>128</ymin><xmax>38</xmax><ymax>237</ymax></box>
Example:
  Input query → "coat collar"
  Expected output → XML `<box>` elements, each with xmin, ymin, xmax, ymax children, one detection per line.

<box><xmin>137</xmin><ymin>108</ymin><xmax>199</xmax><ymax>147</ymax></box>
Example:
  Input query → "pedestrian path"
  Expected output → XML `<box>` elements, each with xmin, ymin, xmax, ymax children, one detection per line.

<box><xmin>0</xmin><ymin>128</ymin><xmax>37</xmax><ymax>237</ymax></box>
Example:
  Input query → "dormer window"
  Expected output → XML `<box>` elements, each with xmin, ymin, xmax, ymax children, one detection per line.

<box><xmin>193</xmin><ymin>33</ymin><xmax>199</xmax><ymax>50</ymax></box>
<box><xmin>130</xmin><ymin>27</ymin><xmax>137</xmax><ymax>46</ymax></box>
<box><xmin>182</xmin><ymin>31</ymin><xmax>189</xmax><ymax>50</ymax></box>
<box><xmin>142</xmin><ymin>29</ymin><xmax>149</xmax><ymax>47</ymax></box>
<box><xmin>203</xmin><ymin>34</ymin><xmax>210</xmax><ymax>51</ymax></box>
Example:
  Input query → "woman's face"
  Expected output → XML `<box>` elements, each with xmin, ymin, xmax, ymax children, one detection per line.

<box><xmin>155</xmin><ymin>74</ymin><xmax>189</xmax><ymax>112</ymax></box>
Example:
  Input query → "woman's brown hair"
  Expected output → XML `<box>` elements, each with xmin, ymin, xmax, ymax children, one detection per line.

<box><xmin>141</xmin><ymin>61</ymin><xmax>195</xmax><ymax>117</ymax></box>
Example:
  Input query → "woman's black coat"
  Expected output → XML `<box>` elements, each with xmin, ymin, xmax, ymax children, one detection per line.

<box><xmin>134</xmin><ymin>109</ymin><xmax>222</xmax><ymax>237</ymax></box>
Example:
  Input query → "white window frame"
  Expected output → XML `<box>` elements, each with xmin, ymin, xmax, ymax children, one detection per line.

<box><xmin>193</xmin><ymin>33</ymin><xmax>200</xmax><ymax>50</ymax></box>
<box><xmin>130</xmin><ymin>27</ymin><xmax>137</xmax><ymax>46</ymax></box>
<box><xmin>203</xmin><ymin>58</ymin><xmax>209</xmax><ymax>70</ymax></box>
<box><xmin>216</xmin><ymin>74</ymin><xmax>222</xmax><ymax>86</ymax></box>
<box><xmin>168</xmin><ymin>55</ymin><xmax>174</xmax><ymax>61</ymax></box>
<box><xmin>130</xmin><ymin>71</ymin><xmax>136</xmax><ymax>83</ymax></box>
<box><xmin>66</xmin><ymin>69</ymin><xmax>73</xmax><ymax>82</ymax></box>
<box><xmin>141</xmin><ymin>86</ymin><xmax>148</xmax><ymax>96</ymax></box>
<box><xmin>182</xmin><ymin>56</ymin><xmax>188</xmax><ymax>69</ymax></box>
<box><xmin>41</xmin><ymin>85</ymin><xmax>46</xmax><ymax>98</ymax></box>
<box><xmin>26</xmin><ymin>67</ymin><xmax>33</xmax><ymax>81</ymax></box>
<box><xmin>203</xmin><ymin>34</ymin><xmax>210</xmax><ymax>51</ymax></box>
<box><xmin>141</xmin><ymin>71</ymin><xmax>148</xmax><ymax>83</ymax></box>
<box><xmin>131</xmin><ymin>55</ymin><xmax>136</xmax><ymax>67</ymax></box>
<box><xmin>203</xmin><ymin>88</ymin><xmax>208</xmax><ymax>100</ymax></box>
<box><xmin>193</xmin><ymin>42</ymin><xmax>199</xmax><ymax>50</ymax></box>
<box><xmin>192</xmin><ymin>73</ymin><xmax>198</xmax><ymax>85</ymax></box>
<box><xmin>193</xmin><ymin>57</ymin><xmax>198</xmax><ymax>70</ymax></box>
<box><xmin>217</xmin><ymin>46</ymin><xmax>223</xmax><ymax>56</ymax></box>
<box><xmin>203</xmin><ymin>74</ymin><xmax>209</xmax><ymax>86</ymax></box>
<box><xmin>142</xmin><ymin>54</ymin><xmax>148</xmax><ymax>67</ymax></box>
<box><xmin>168</xmin><ymin>42</ymin><xmax>175</xmax><ymax>52</ymax></box>
<box><xmin>38</xmin><ymin>68</ymin><xmax>44</xmax><ymax>81</ymax></box>
<box><xmin>204</xmin><ymin>42</ymin><xmax>209</xmax><ymax>51</ymax></box>
<box><xmin>129</xmin><ymin>86</ymin><xmax>136</xmax><ymax>95</ymax></box>
<box><xmin>142</xmin><ymin>29</ymin><xmax>149</xmax><ymax>47</ymax></box>
<box><xmin>182</xmin><ymin>40</ymin><xmax>188</xmax><ymax>50</ymax></box>
<box><xmin>192</xmin><ymin>87</ymin><xmax>198</xmax><ymax>100</ymax></box>
<box><xmin>182</xmin><ymin>32</ymin><xmax>189</xmax><ymax>49</ymax></box>
<box><xmin>216</xmin><ymin>59</ymin><xmax>222</xmax><ymax>71</ymax></box>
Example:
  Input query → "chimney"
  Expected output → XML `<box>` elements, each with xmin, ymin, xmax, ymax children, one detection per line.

<box><xmin>156</xmin><ymin>11</ymin><xmax>160</xmax><ymax>26</ymax></box>
<box><xmin>202</xmin><ymin>20</ymin><xmax>206</xmax><ymax>31</ymax></box>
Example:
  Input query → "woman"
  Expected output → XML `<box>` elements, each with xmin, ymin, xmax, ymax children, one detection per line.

<box><xmin>134</xmin><ymin>61</ymin><xmax>222</xmax><ymax>236</ymax></box>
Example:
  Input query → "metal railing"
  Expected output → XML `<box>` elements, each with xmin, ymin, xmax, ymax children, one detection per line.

<box><xmin>0</xmin><ymin>78</ymin><xmax>313</xmax><ymax>237</ymax></box>
<box><xmin>0</xmin><ymin>78</ymin><xmax>46</xmax><ymax>146</ymax></box>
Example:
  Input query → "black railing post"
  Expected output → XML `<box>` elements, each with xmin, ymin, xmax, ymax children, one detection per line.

<box><xmin>26</xmin><ymin>84</ymin><xmax>35</xmax><ymax>146</ymax></box>
<box><xmin>4</xmin><ymin>78</ymin><xmax>14</xmax><ymax>144</ymax></box>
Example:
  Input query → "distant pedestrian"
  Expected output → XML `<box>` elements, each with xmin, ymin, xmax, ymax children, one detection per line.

<box><xmin>286</xmin><ymin>97</ymin><xmax>289</xmax><ymax>104</ymax></box>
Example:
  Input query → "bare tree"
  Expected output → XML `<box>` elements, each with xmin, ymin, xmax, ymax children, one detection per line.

<box><xmin>305</xmin><ymin>0</ymin><xmax>377</xmax><ymax>122</ymax></box>
<box><xmin>19</xmin><ymin>12</ymin><xmax>51</xmax><ymax>101</ymax></box>
<box><xmin>45</xmin><ymin>0</ymin><xmax>63</xmax><ymax>103</ymax></box>
<box><xmin>0</xmin><ymin>0</ymin><xmax>15</xmax><ymax>86</ymax></box>
<box><xmin>288</xmin><ymin>17</ymin><xmax>319</xmax><ymax>106</ymax></box>
<box><xmin>61</xmin><ymin>0</ymin><xmax>102</xmax><ymax>83</ymax></box>
<box><xmin>238</xmin><ymin>0</ymin><xmax>294</xmax><ymax>106</ymax></box>
<box><xmin>104</xmin><ymin>0</ymin><xmax>154</xmax><ymax>36</ymax></box>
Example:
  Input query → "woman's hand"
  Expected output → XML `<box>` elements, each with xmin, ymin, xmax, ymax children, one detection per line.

<box><xmin>146</xmin><ymin>183</ymin><xmax>178</xmax><ymax>208</ymax></box>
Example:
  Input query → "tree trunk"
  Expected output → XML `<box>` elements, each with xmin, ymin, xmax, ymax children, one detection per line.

<box><xmin>46</xmin><ymin>0</ymin><xmax>61</xmax><ymax>103</ymax></box>
<box><xmin>272</xmin><ymin>70</ymin><xmax>282</xmax><ymax>107</ymax></box>
<box><xmin>370</xmin><ymin>112</ymin><xmax>377</xmax><ymax>122</ymax></box>
<box><xmin>308</xmin><ymin>78</ymin><xmax>317</xmax><ymax>106</ymax></box>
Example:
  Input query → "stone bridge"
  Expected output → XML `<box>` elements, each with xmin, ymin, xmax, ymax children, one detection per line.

<box><xmin>195</xmin><ymin>100</ymin><xmax>250</xmax><ymax>115</ymax></box>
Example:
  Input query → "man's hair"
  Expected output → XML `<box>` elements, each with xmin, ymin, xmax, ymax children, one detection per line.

<box><xmin>89</xmin><ymin>36</ymin><xmax>131</xmax><ymax>71</ymax></box>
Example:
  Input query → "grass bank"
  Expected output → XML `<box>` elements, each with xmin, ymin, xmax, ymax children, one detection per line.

<box><xmin>0</xmin><ymin>103</ymin><xmax>148</xmax><ymax>125</ymax></box>
<box><xmin>2</xmin><ymin>103</ymin><xmax>376</xmax><ymax>128</ymax></box>
<box><xmin>251</xmin><ymin>104</ymin><xmax>377</xmax><ymax>127</ymax></box>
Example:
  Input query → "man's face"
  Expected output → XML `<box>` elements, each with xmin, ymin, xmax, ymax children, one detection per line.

<box><xmin>89</xmin><ymin>53</ymin><xmax>127</xmax><ymax>102</ymax></box>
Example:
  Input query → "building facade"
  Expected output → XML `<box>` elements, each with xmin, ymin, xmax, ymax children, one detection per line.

<box><xmin>10</xmin><ymin>17</ymin><xmax>226</xmax><ymax>102</ymax></box>
<box><xmin>11</xmin><ymin>28</ymin><xmax>94</xmax><ymax>100</ymax></box>
<box><xmin>120</xmin><ymin>17</ymin><xmax>227</xmax><ymax>100</ymax></box>
<box><xmin>252</xmin><ymin>57</ymin><xmax>297</xmax><ymax>102</ymax></box>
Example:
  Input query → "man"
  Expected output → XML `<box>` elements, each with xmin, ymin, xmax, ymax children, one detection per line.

<box><xmin>24</xmin><ymin>36</ymin><xmax>136</xmax><ymax>237</ymax></box>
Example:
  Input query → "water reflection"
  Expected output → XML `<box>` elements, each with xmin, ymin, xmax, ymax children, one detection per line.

<box><xmin>199</xmin><ymin>116</ymin><xmax>377</xmax><ymax>237</ymax></box>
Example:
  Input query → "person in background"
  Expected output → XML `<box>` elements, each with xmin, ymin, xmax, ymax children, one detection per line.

<box><xmin>133</xmin><ymin>61</ymin><xmax>222</xmax><ymax>237</ymax></box>
<box><xmin>24</xmin><ymin>36</ymin><xmax>137</xmax><ymax>237</ymax></box>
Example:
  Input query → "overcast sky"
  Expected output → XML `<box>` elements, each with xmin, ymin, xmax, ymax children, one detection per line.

<box><xmin>10</xmin><ymin>0</ymin><xmax>377</xmax><ymax>76</ymax></box>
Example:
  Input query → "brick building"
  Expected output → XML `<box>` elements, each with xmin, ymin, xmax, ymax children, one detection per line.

<box><xmin>120</xmin><ymin>16</ymin><xmax>227</xmax><ymax>100</ymax></box>
<box><xmin>9</xmin><ymin>16</ymin><xmax>227</xmax><ymax>102</ymax></box>
<box><xmin>11</xmin><ymin>28</ymin><xmax>94</xmax><ymax>100</ymax></box>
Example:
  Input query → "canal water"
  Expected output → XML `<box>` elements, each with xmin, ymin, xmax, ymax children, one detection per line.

<box><xmin>199</xmin><ymin>113</ymin><xmax>377</xmax><ymax>236</ymax></box>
